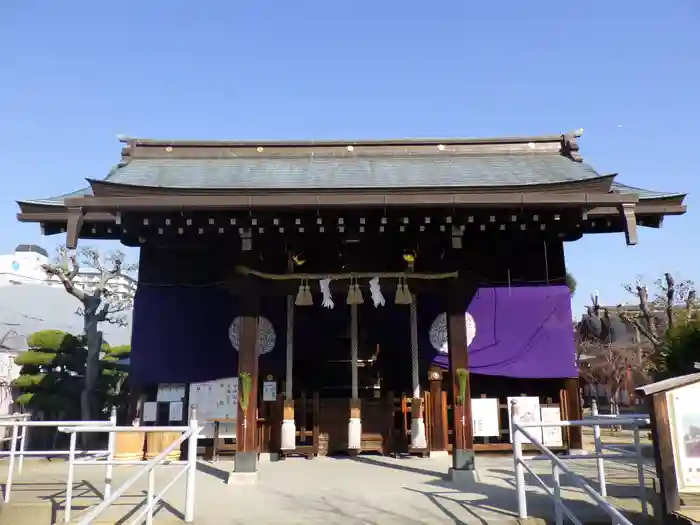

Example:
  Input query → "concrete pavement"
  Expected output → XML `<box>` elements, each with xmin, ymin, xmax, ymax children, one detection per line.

<box><xmin>0</xmin><ymin>451</ymin><xmax>658</xmax><ymax>524</ymax></box>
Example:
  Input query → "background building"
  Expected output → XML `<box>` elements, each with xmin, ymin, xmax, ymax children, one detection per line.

<box><xmin>0</xmin><ymin>244</ymin><xmax>134</xmax><ymax>415</ymax></box>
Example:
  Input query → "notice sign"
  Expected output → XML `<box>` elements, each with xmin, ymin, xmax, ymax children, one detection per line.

<box><xmin>471</xmin><ymin>398</ymin><xmax>500</xmax><ymax>437</ymax></box>
<box><xmin>263</xmin><ymin>380</ymin><xmax>277</xmax><ymax>402</ymax></box>
<box><xmin>540</xmin><ymin>406</ymin><xmax>564</xmax><ymax>447</ymax></box>
<box><xmin>507</xmin><ymin>396</ymin><xmax>543</xmax><ymax>444</ymax></box>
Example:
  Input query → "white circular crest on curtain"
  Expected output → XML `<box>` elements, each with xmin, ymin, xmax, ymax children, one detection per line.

<box><xmin>429</xmin><ymin>312</ymin><xmax>477</xmax><ymax>354</ymax></box>
<box><xmin>229</xmin><ymin>316</ymin><xmax>276</xmax><ymax>355</ymax></box>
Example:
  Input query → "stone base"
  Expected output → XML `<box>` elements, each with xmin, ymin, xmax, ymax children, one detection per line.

<box><xmin>233</xmin><ymin>450</ymin><xmax>258</xmax><ymax>473</ymax></box>
<box><xmin>226</xmin><ymin>471</ymin><xmax>259</xmax><ymax>485</ymax></box>
<box><xmin>452</xmin><ymin>448</ymin><xmax>475</xmax><ymax>470</ymax></box>
<box><xmin>447</xmin><ymin>467</ymin><xmax>481</xmax><ymax>488</ymax></box>
<box><xmin>259</xmin><ymin>452</ymin><xmax>279</xmax><ymax>463</ymax></box>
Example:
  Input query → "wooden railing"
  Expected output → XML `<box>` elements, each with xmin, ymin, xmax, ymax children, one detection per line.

<box><xmin>256</xmin><ymin>388</ymin><xmax>572</xmax><ymax>457</ymax></box>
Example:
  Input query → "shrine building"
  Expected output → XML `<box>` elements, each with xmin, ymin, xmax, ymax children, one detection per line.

<box><xmin>16</xmin><ymin>132</ymin><xmax>686</xmax><ymax>476</ymax></box>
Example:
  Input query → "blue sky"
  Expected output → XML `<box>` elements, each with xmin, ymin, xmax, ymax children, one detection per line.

<box><xmin>1</xmin><ymin>1</ymin><xmax>698</xmax><ymax>315</ymax></box>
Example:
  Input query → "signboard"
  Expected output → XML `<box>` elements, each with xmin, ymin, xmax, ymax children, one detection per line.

<box><xmin>189</xmin><ymin>377</ymin><xmax>238</xmax><ymax>438</ymax></box>
<box><xmin>471</xmin><ymin>398</ymin><xmax>500</xmax><ymax>437</ymax></box>
<box><xmin>507</xmin><ymin>396</ymin><xmax>543</xmax><ymax>444</ymax></box>
<box><xmin>169</xmin><ymin>401</ymin><xmax>184</xmax><ymax>422</ymax></box>
<box><xmin>262</xmin><ymin>380</ymin><xmax>277</xmax><ymax>402</ymax></box>
<box><xmin>156</xmin><ymin>383</ymin><xmax>186</xmax><ymax>403</ymax></box>
<box><xmin>143</xmin><ymin>402</ymin><xmax>158</xmax><ymax>422</ymax></box>
<box><xmin>540</xmin><ymin>406</ymin><xmax>564</xmax><ymax>447</ymax></box>
<box><xmin>670</xmin><ymin>383</ymin><xmax>700</xmax><ymax>491</ymax></box>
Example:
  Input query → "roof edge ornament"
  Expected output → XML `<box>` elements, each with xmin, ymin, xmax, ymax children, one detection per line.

<box><xmin>560</xmin><ymin>131</ymin><xmax>583</xmax><ymax>163</ymax></box>
<box><xmin>118</xmin><ymin>136</ymin><xmax>135</xmax><ymax>168</ymax></box>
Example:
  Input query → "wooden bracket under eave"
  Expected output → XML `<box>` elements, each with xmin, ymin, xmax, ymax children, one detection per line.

<box><xmin>65</xmin><ymin>207</ymin><xmax>85</xmax><ymax>249</ymax></box>
<box><xmin>620</xmin><ymin>203</ymin><xmax>638</xmax><ymax>246</ymax></box>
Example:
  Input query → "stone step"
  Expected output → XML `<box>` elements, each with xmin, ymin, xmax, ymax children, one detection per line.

<box><xmin>0</xmin><ymin>502</ymin><xmax>53</xmax><ymax>525</ymax></box>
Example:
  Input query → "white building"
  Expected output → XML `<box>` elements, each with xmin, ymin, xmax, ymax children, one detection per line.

<box><xmin>0</xmin><ymin>244</ymin><xmax>136</xmax><ymax>296</ymax></box>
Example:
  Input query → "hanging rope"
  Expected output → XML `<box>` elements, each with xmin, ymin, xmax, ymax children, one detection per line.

<box><xmin>236</xmin><ymin>266</ymin><xmax>458</xmax><ymax>281</ymax></box>
<box><xmin>409</xmin><ymin>295</ymin><xmax>420</xmax><ymax>399</ymax></box>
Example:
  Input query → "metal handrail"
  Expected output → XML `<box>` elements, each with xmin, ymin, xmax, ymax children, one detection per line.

<box><xmin>62</xmin><ymin>407</ymin><xmax>200</xmax><ymax>525</ymax></box>
<box><xmin>510</xmin><ymin>399</ymin><xmax>649</xmax><ymax>525</ymax></box>
<box><xmin>0</xmin><ymin>415</ymin><xmax>116</xmax><ymax>503</ymax></box>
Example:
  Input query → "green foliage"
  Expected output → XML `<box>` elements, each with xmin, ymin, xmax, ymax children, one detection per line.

<box><xmin>13</xmin><ymin>330</ymin><xmax>131</xmax><ymax>419</ymax></box>
<box><xmin>565</xmin><ymin>272</ymin><xmax>577</xmax><ymax>296</ymax></box>
<box><xmin>26</xmin><ymin>330</ymin><xmax>83</xmax><ymax>352</ymax></box>
<box><xmin>660</xmin><ymin>319</ymin><xmax>700</xmax><ymax>378</ymax></box>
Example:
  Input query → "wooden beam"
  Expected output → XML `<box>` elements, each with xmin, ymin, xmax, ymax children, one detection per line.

<box><xmin>65</xmin><ymin>207</ymin><xmax>85</xmax><ymax>249</ymax></box>
<box><xmin>620</xmin><ymin>203</ymin><xmax>639</xmax><ymax>246</ymax></box>
<box><xmin>64</xmin><ymin>192</ymin><xmax>637</xmax><ymax>211</ymax></box>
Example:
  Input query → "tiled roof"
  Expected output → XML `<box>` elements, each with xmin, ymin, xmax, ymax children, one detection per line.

<box><xmin>97</xmin><ymin>154</ymin><xmax>602</xmax><ymax>190</ymax></box>
<box><xmin>20</xmin><ymin>187</ymin><xmax>93</xmax><ymax>207</ymax></box>
<box><xmin>611</xmin><ymin>182</ymin><xmax>684</xmax><ymax>200</ymax></box>
<box><xmin>16</xmin><ymin>134</ymin><xmax>685</xmax><ymax>206</ymax></box>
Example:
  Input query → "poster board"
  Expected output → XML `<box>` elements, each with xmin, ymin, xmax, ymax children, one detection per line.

<box><xmin>156</xmin><ymin>383</ymin><xmax>186</xmax><ymax>403</ymax></box>
<box><xmin>670</xmin><ymin>383</ymin><xmax>700</xmax><ymax>492</ymax></box>
<box><xmin>507</xmin><ymin>396</ymin><xmax>543</xmax><ymax>444</ymax></box>
<box><xmin>540</xmin><ymin>406</ymin><xmax>564</xmax><ymax>447</ymax></box>
<box><xmin>471</xmin><ymin>398</ymin><xmax>500</xmax><ymax>437</ymax></box>
<box><xmin>189</xmin><ymin>377</ymin><xmax>238</xmax><ymax>438</ymax></box>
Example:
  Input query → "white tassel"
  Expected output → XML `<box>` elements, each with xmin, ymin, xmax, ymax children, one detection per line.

<box><xmin>320</xmin><ymin>278</ymin><xmax>334</xmax><ymax>309</ymax></box>
<box><xmin>369</xmin><ymin>277</ymin><xmax>385</xmax><ymax>308</ymax></box>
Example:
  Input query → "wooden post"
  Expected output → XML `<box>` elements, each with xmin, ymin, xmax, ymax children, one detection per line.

<box><xmin>234</xmin><ymin>294</ymin><xmax>260</xmax><ymax>473</ymax></box>
<box><xmin>428</xmin><ymin>367</ymin><xmax>447</xmax><ymax>452</ymax></box>
<box><xmin>564</xmin><ymin>378</ymin><xmax>583</xmax><ymax>451</ymax></box>
<box><xmin>648</xmin><ymin>392</ymin><xmax>681</xmax><ymax>517</ymax></box>
<box><xmin>446</xmin><ymin>286</ymin><xmax>475</xmax><ymax>471</ymax></box>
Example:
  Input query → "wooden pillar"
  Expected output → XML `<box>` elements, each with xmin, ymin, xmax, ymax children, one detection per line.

<box><xmin>234</xmin><ymin>294</ymin><xmax>260</xmax><ymax>473</ymax></box>
<box><xmin>565</xmin><ymin>377</ymin><xmax>583</xmax><ymax>451</ymax></box>
<box><xmin>428</xmin><ymin>366</ymin><xmax>447</xmax><ymax>452</ymax></box>
<box><xmin>446</xmin><ymin>286</ymin><xmax>475</xmax><ymax>470</ymax></box>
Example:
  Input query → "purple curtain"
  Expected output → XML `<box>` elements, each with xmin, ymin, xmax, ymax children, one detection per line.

<box><xmin>130</xmin><ymin>284</ymin><xmax>576</xmax><ymax>386</ymax></box>
<box><xmin>418</xmin><ymin>285</ymin><xmax>577</xmax><ymax>378</ymax></box>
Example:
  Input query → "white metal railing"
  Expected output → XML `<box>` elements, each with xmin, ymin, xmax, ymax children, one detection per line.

<box><xmin>0</xmin><ymin>413</ymin><xmax>116</xmax><ymax>503</ymax></box>
<box><xmin>509</xmin><ymin>399</ymin><xmax>652</xmax><ymax>525</ymax></box>
<box><xmin>60</xmin><ymin>407</ymin><xmax>201</xmax><ymax>525</ymax></box>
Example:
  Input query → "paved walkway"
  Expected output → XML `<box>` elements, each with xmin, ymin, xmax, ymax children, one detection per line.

<box><xmin>0</xmin><ymin>452</ymin><xmax>658</xmax><ymax>524</ymax></box>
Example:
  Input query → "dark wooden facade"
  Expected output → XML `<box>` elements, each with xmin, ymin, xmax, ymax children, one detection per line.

<box><xmin>16</xmin><ymin>132</ymin><xmax>686</xmax><ymax>474</ymax></box>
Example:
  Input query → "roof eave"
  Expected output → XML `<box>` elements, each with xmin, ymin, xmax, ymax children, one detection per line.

<box><xmin>87</xmin><ymin>173</ymin><xmax>618</xmax><ymax>198</ymax></box>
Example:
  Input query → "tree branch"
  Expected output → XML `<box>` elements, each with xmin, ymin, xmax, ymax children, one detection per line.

<box><xmin>665</xmin><ymin>273</ymin><xmax>675</xmax><ymax>330</ymax></box>
<box><xmin>42</xmin><ymin>264</ymin><xmax>86</xmax><ymax>302</ymax></box>
<box><xmin>618</xmin><ymin>308</ymin><xmax>661</xmax><ymax>347</ymax></box>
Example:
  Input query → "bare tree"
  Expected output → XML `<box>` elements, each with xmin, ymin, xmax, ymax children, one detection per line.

<box><xmin>578</xmin><ymin>273</ymin><xmax>697</xmax><ymax>409</ymax></box>
<box><xmin>578</xmin><ymin>338</ymin><xmax>653</xmax><ymax>416</ymax></box>
<box><xmin>42</xmin><ymin>246</ymin><xmax>137</xmax><ymax>425</ymax></box>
